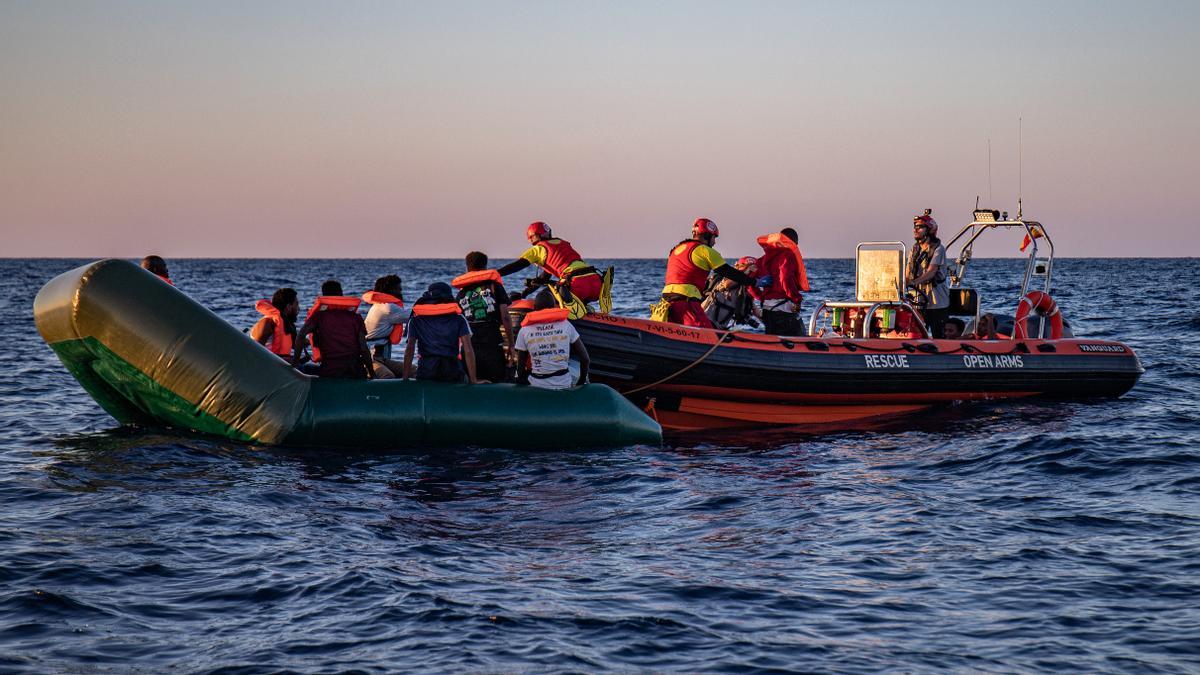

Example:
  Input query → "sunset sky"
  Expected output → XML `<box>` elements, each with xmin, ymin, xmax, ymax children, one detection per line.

<box><xmin>2</xmin><ymin>1</ymin><xmax>1196</xmax><ymax>258</ymax></box>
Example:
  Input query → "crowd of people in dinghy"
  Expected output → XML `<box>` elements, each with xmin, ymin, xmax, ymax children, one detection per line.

<box><xmin>138</xmin><ymin>211</ymin><xmax>1006</xmax><ymax>385</ymax></box>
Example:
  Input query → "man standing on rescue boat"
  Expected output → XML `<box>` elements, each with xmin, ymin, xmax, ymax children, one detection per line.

<box><xmin>755</xmin><ymin>227</ymin><xmax>811</xmax><ymax>336</ymax></box>
<box><xmin>660</xmin><ymin>218</ymin><xmax>757</xmax><ymax>328</ymax></box>
<box><xmin>906</xmin><ymin>209</ymin><xmax>950</xmax><ymax>338</ymax></box>
<box><xmin>497</xmin><ymin>222</ymin><xmax>603</xmax><ymax>307</ymax></box>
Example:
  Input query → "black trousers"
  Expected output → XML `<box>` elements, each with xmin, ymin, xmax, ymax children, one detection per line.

<box><xmin>921</xmin><ymin>307</ymin><xmax>949</xmax><ymax>339</ymax></box>
<box><xmin>763</xmin><ymin>310</ymin><xmax>805</xmax><ymax>337</ymax></box>
<box><xmin>473</xmin><ymin>342</ymin><xmax>508</xmax><ymax>383</ymax></box>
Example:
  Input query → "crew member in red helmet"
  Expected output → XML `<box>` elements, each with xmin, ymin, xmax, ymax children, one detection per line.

<box><xmin>660</xmin><ymin>218</ymin><xmax>757</xmax><ymax>328</ymax></box>
<box><xmin>905</xmin><ymin>209</ymin><xmax>950</xmax><ymax>338</ymax></box>
<box><xmin>497</xmin><ymin>221</ymin><xmax>602</xmax><ymax>306</ymax></box>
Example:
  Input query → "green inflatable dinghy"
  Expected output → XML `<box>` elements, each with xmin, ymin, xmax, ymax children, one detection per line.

<box><xmin>34</xmin><ymin>260</ymin><xmax>662</xmax><ymax>449</ymax></box>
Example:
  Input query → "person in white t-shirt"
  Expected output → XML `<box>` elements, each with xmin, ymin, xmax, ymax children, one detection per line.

<box><xmin>514</xmin><ymin>290</ymin><xmax>590</xmax><ymax>390</ymax></box>
<box><xmin>363</xmin><ymin>274</ymin><xmax>410</xmax><ymax>378</ymax></box>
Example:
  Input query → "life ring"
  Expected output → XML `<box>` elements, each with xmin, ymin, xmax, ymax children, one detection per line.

<box><xmin>1012</xmin><ymin>291</ymin><xmax>1063</xmax><ymax>340</ymax></box>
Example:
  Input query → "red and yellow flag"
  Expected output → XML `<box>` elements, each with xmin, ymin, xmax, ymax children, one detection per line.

<box><xmin>1020</xmin><ymin>225</ymin><xmax>1044</xmax><ymax>252</ymax></box>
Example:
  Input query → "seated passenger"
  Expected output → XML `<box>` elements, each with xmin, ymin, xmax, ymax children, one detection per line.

<box><xmin>402</xmin><ymin>282</ymin><xmax>479</xmax><ymax>383</ymax></box>
<box><xmin>943</xmin><ymin>318</ymin><xmax>966</xmax><ymax>340</ymax></box>
<box><xmin>453</xmin><ymin>251</ymin><xmax>513</xmax><ymax>383</ymax></box>
<box><xmin>141</xmin><ymin>255</ymin><xmax>172</xmax><ymax>284</ymax></box>
<box><xmin>969</xmin><ymin>313</ymin><xmax>1000</xmax><ymax>340</ymax></box>
<box><xmin>251</xmin><ymin>287</ymin><xmax>300</xmax><ymax>361</ymax></box>
<box><xmin>515</xmin><ymin>290</ymin><xmax>590</xmax><ymax>390</ymax></box>
<box><xmin>293</xmin><ymin>280</ymin><xmax>373</xmax><ymax>379</ymax></box>
<box><xmin>363</xmin><ymin>274</ymin><xmax>409</xmax><ymax>379</ymax></box>
<box><xmin>702</xmin><ymin>257</ymin><xmax>761</xmax><ymax>330</ymax></box>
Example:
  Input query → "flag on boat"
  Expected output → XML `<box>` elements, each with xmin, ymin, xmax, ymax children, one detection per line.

<box><xmin>1020</xmin><ymin>224</ymin><xmax>1044</xmax><ymax>252</ymax></box>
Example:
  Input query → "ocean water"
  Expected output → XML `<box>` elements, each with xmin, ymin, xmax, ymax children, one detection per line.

<box><xmin>2</xmin><ymin>257</ymin><xmax>1198</xmax><ymax>672</ymax></box>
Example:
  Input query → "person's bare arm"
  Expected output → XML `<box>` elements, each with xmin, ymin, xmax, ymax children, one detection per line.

<box><xmin>402</xmin><ymin>338</ymin><xmax>416</xmax><ymax>380</ymax></box>
<box><xmin>459</xmin><ymin>335</ymin><xmax>479</xmax><ymax>383</ymax></box>
<box><xmin>499</xmin><ymin>303</ymin><xmax>514</xmax><ymax>355</ymax></box>
<box><xmin>571</xmin><ymin>339</ymin><xmax>590</xmax><ymax>385</ymax></box>
<box><xmin>250</xmin><ymin>317</ymin><xmax>273</xmax><ymax>345</ymax></box>
<box><xmin>292</xmin><ymin>319</ymin><xmax>315</xmax><ymax>366</ymax></box>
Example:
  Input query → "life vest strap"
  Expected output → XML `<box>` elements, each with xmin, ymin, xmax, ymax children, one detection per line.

<box><xmin>529</xmin><ymin>369</ymin><xmax>570</xmax><ymax>379</ymax></box>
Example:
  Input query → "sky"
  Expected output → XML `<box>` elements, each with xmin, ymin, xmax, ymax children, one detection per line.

<box><xmin>2</xmin><ymin>1</ymin><xmax>1197</xmax><ymax>259</ymax></box>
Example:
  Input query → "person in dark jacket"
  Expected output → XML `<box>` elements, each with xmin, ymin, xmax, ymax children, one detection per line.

<box><xmin>453</xmin><ymin>251</ymin><xmax>513</xmax><ymax>382</ymax></box>
<box><xmin>293</xmin><ymin>280</ymin><xmax>373</xmax><ymax>379</ymax></box>
<box><xmin>402</xmin><ymin>282</ymin><xmax>480</xmax><ymax>383</ymax></box>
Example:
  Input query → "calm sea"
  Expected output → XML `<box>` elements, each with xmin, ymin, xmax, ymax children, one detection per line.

<box><xmin>1</xmin><ymin>257</ymin><xmax>1197</xmax><ymax>672</ymax></box>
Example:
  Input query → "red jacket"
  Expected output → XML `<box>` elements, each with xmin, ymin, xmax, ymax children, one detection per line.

<box><xmin>755</xmin><ymin>235</ymin><xmax>809</xmax><ymax>304</ymax></box>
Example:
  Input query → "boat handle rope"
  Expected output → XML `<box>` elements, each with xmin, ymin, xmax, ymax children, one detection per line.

<box><xmin>623</xmin><ymin>329</ymin><xmax>735</xmax><ymax>396</ymax></box>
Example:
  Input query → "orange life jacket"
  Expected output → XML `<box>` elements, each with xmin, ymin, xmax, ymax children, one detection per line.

<box><xmin>255</xmin><ymin>300</ymin><xmax>294</xmax><ymax>357</ymax></box>
<box><xmin>756</xmin><ymin>233</ymin><xmax>810</xmax><ymax>292</ymax></box>
<box><xmin>664</xmin><ymin>240</ymin><xmax>712</xmax><ymax>293</ymax></box>
<box><xmin>535</xmin><ymin>239</ymin><xmax>584</xmax><ymax>278</ymax></box>
<box><xmin>411</xmin><ymin>302</ymin><xmax>463</xmax><ymax>317</ymax></box>
<box><xmin>521</xmin><ymin>307</ymin><xmax>571</xmax><ymax>326</ymax></box>
<box><xmin>362</xmin><ymin>291</ymin><xmax>405</xmax><ymax>344</ymax></box>
<box><xmin>451</xmin><ymin>269</ymin><xmax>504</xmax><ymax>289</ymax></box>
<box><xmin>306</xmin><ymin>295</ymin><xmax>361</xmax><ymax>320</ymax></box>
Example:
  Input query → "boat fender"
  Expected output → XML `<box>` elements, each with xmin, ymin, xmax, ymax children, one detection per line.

<box><xmin>1012</xmin><ymin>291</ymin><xmax>1064</xmax><ymax>340</ymax></box>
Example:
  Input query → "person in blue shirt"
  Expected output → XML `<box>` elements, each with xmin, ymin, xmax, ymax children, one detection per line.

<box><xmin>401</xmin><ymin>282</ymin><xmax>480</xmax><ymax>383</ymax></box>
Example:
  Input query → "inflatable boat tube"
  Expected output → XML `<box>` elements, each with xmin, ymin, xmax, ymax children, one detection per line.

<box><xmin>34</xmin><ymin>260</ymin><xmax>661</xmax><ymax>449</ymax></box>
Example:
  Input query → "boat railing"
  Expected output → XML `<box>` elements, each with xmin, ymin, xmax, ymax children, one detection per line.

<box><xmin>807</xmin><ymin>300</ymin><xmax>931</xmax><ymax>339</ymax></box>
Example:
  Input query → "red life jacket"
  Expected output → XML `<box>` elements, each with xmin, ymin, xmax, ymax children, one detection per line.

<box><xmin>305</xmin><ymin>296</ymin><xmax>361</xmax><ymax>362</ymax></box>
<box><xmin>255</xmin><ymin>300</ymin><xmax>294</xmax><ymax>357</ymax></box>
<box><xmin>451</xmin><ymin>269</ymin><xmax>504</xmax><ymax>289</ymax></box>
<box><xmin>362</xmin><ymin>291</ymin><xmax>405</xmax><ymax>344</ymax></box>
<box><xmin>756</xmin><ymin>233</ymin><xmax>811</xmax><ymax>299</ymax></box>
<box><xmin>535</xmin><ymin>239</ymin><xmax>584</xmax><ymax>278</ymax></box>
<box><xmin>521</xmin><ymin>307</ymin><xmax>571</xmax><ymax>326</ymax></box>
<box><xmin>665</xmin><ymin>240</ymin><xmax>712</xmax><ymax>292</ymax></box>
<box><xmin>411</xmin><ymin>302</ymin><xmax>463</xmax><ymax>317</ymax></box>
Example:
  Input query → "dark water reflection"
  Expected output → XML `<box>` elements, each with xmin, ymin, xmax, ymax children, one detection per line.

<box><xmin>1</xmin><ymin>258</ymin><xmax>1198</xmax><ymax>671</ymax></box>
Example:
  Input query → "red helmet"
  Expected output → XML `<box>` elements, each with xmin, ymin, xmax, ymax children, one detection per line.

<box><xmin>913</xmin><ymin>209</ymin><xmax>937</xmax><ymax>236</ymax></box>
<box><xmin>736</xmin><ymin>256</ymin><xmax>757</xmax><ymax>269</ymax></box>
<box><xmin>526</xmin><ymin>221</ymin><xmax>552</xmax><ymax>242</ymax></box>
<box><xmin>692</xmin><ymin>218</ymin><xmax>719</xmax><ymax>239</ymax></box>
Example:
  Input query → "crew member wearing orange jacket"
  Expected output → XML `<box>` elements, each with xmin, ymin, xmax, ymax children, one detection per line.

<box><xmin>755</xmin><ymin>227</ymin><xmax>811</xmax><ymax>336</ymax></box>
<box><xmin>660</xmin><ymin>218</ymin><xmax>756</xmax><ymax>328</ymax></box>
<box><xmin>497</xmin><ymin>221</ymin><xmax>602</xmax><ymax>305</ymax></box>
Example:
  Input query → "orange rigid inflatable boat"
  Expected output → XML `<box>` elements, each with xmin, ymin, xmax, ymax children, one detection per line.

<box><xmin>574</xmin><ymin>208</ymin><xmax>1143</xmax><ymax>431</ymax></box>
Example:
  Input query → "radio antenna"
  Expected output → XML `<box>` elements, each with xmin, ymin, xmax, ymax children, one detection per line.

<box><xmin>988</xmin><ymin>138</ymin><xmax>994</xmax><ymax>204</ymax></box>
<box><xmin>1017</xmin><ymin>118</ymin><xmax>1023</xmax><ymax>219</ymax></box>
